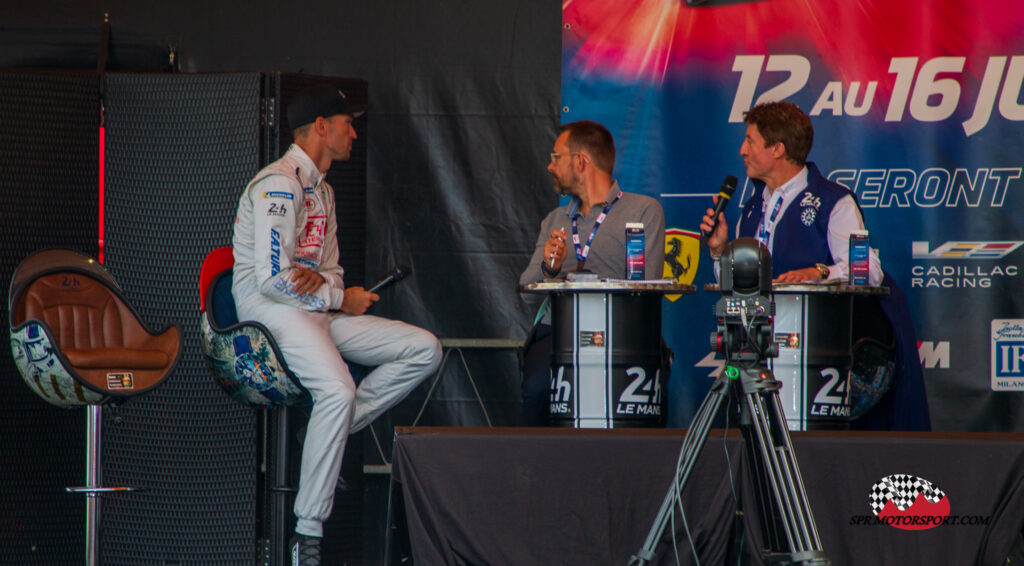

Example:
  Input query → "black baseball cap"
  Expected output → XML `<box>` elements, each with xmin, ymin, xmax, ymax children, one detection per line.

<box><xmin>287</xmin><ymin>84</ymin><xmax>367</xmax><ymax>131</ymax></box>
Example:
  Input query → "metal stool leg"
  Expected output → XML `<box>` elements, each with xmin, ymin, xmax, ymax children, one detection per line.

<box><xmin>66</xmin><ymin>404</ymin><xmax>137</xmax><ymax>566</ymax></box>
<box><xmin>412</xmin><ymin>347</ymin><xmax>455</xmax><ymax>426</ymax></box>
<box><xmin>84</xmin><ymin>404</ymin><xmax>101</xmax><ymax>566</ymax></box>
<box><xmin>271</xmin><ymin>405</ymin><xmax>296</xmax><ymax>566</ymax></box>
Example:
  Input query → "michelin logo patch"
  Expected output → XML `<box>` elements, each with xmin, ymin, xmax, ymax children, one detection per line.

<box><xmin>263</xmin><ymin>191</ymin><xmax>294</xmax><ymax>200</ymax></box>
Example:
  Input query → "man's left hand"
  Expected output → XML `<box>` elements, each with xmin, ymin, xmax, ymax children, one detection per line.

<box><xmin>291</xmin><ymin>268</ymin><xmax>325</xmax><ymax>295</ymax></box>
<box><xmin>774</xmin><ymin>267</ymin><xmax>824</xmax><ymax>283</ymax></box>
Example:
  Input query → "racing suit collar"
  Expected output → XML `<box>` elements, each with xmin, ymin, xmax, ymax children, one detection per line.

<box><xmin>285</xmin><ymin>144</ymin><xmax>326</xmax><ymax>188</ymax></box>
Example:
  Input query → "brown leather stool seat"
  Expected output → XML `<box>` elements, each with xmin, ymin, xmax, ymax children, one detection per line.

<box><xmin>10</xmin><ymin>249</ymin><xmax>180</xmax><ymax>407</ymax></box>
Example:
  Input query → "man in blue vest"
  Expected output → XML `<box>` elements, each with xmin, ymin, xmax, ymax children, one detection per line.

<box><xmin>699</xmin><ymin>101</ymin><xmax>930</xmax><ymax>431</ymax></box>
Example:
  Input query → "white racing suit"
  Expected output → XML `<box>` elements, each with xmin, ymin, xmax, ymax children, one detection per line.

<box><xmin>232</xmin><ymin>144</ymin><xmax>441</xmax><ymax>537</ymax></box>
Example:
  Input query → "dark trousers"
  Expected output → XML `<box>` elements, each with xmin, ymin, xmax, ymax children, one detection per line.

<box><xmin>521</xmin><ymin>323</ymin><xmax>553</xmax><ymax>426</ymax></box>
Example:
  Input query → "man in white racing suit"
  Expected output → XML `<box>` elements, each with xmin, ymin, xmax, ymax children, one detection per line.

<box><xmin>232</xmin><ymin>84</ymin><xmax>441</xmax><ymax>566</ymax></box>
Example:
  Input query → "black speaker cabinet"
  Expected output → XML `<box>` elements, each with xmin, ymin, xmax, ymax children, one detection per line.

<box><xmin>0</xmin><ymin>69</ymin><xmax>368</xmax><ymax>566</ymax></box>
<box><xmin>0</xmin><ymin>68</ymin><xmax>101</xmax><ymax>566</ymax></box>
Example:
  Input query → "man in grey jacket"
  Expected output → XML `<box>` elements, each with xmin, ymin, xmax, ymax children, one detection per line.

<box><xmin>520</xmin><ymin>120</ymin><xmax>665</xmax><ymax>425</ymax></box>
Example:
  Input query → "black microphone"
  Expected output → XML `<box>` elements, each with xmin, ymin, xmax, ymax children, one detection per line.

<box><xmin>701</xmin><ymin>175</ymin><xmax>739</xmax><ymax>241</ymax></box>
<box><xmin>367</xmin><ymin>264</ymin><xmax>411</xmax><ymax>293</ymax></box>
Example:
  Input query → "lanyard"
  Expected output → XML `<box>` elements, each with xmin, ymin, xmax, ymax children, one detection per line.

<box><xmin>572</xmin><ymin>191</ymin><xmax>623</xmax><ymax>269</ymax></box>
<box><xmin>757</xmin><ymin>194</ymin><xmax>785</xmax><ymax>247</ymax></box>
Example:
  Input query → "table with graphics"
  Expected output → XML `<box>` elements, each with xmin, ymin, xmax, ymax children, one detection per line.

<box><xmin>708</xmin><ymin>282</ymin><xmax>890</xmax><ymax>430</ymax></box>
<box><xmin>522</xmin><ymin>280</ymin><xmax>695</xmax><ymax>428</ymax></box>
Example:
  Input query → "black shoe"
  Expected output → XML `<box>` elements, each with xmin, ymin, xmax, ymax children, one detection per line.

<box><xmin>289</xmin><ymin>533</ymin><xmax>322</xmax><ymax>566</ymax></box>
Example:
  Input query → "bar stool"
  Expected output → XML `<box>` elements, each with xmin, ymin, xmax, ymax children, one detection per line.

<box><xmin>199</xmin><ymin>246</ymin><xmax>310</xmax><ymax>566</ymax></box>
<box><xmin>9</xmin><ymin>248</ymin><xmax>182</xmax><ymax>566</ymax></box>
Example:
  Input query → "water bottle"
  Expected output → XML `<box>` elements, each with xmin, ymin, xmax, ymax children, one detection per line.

<box><xmin>848</xmin><ymin>230</ymin><xmax>870</xmax><ymax>285</ymax></box>
<box><xmin>625</xmin><ymin>222</ymin><xmax>645</xmax><ymax>280</ymax></box>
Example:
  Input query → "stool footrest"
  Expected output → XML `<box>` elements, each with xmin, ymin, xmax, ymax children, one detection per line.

<box><xmin>66</xmin><ymin>486</ymin><xmax>141</xmax><ymax>494</ymax></box>
<box><xmin>438</xmin><ymin>338</ymin><xmax>522</xmax><ymax>349</ymax></box>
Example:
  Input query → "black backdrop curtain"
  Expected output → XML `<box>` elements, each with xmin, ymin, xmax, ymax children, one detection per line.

<box><xmin>1</xmin><ymin>0</ymin><xmax>561</xmax><ymax>423</ymax></box>
<box><xmin>1</xmin><ymin>2</ymin><xmax>560</xmax><ymax>564</ymax></box>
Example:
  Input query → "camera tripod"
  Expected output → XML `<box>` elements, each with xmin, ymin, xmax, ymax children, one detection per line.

<box><xmin>629</xmin><ymin>362</ymin><xmax>830</xmax><ymax>566</ymax></box>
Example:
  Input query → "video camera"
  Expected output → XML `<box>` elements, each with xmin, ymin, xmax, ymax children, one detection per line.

<box><xmin>710</xmin><ymin>238</ymin><xmax>778</xmax><ymax>366</ymax></box>
<box><xmin>634</xmin><ymin>238</ymin><xmax>831</xmax><ymax>566</ymax></box>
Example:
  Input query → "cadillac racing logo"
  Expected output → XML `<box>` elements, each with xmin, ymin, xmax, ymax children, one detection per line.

<box><xmin>912</xmin><ymin>241</ymin><xmax>1022</xmax><ymax>259</ymax></box>
<box><xmin>910</xmin><ymin>241</ymin><xmax>1021</xmax><ymax>289</ymax></box>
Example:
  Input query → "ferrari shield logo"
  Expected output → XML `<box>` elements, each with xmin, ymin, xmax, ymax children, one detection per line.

<box><xmin>663</xmin><ymin>229</ymin><xmax>700</xmax><ymax>301</ymax></box>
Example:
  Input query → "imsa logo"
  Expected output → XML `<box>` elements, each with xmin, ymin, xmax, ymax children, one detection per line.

<box><xmin>991</xmin><ymin>319</ymin><xmax>1024</xmax><ymax>391</ymax></box>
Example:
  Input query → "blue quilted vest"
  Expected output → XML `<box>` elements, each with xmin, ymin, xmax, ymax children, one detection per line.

<box><xmin>737</xmin><ymin>163</ymin><xmax>930</xmax><ymax>430</ymax></box>
<box><xmin>737</xmin><ymin>163</ymin><xmax>854</xmax><ymax>277</ymax></box>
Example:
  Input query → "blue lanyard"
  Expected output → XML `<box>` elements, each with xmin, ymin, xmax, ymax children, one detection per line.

<box><xmin>571</xmin><ymin>191</ymin><xmax>623</xmax><ymax>269</ymax></box>
<box><xmin>757</xmin><ymin>195</ymin><xmax>784</xmax><ymax>247</ymax></box>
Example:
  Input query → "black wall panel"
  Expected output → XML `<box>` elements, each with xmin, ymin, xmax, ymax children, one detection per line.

<box><xmin>95</xmin><ymin>72</ymin><xmax>370</xmax><ymax>566</ymax></box>
<box><xmin>101</xmin><ymin>72</ymin><xmax>264</xmax><ymax>565</ymax></box>
<box><xmin>0</xmin><ymin>0</ymin><xmax>562</xmax><ymax>440</ymax></box>
<box><xmin>0</xmin><ymin>69</ymin><xmax>100</xmax><ymax>565</ymax></box>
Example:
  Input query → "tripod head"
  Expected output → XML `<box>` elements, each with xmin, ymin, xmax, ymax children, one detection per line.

<box><xmin>710</xmin><ymin>238</ymin><xmax>778</xmax><ymax>366</ymax></box>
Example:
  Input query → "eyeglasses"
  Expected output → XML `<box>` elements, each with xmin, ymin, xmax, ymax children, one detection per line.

<box><xmin>550</xmin><ymin>152</ymin><xmax>581</xmax><ymax>164</ymax></box>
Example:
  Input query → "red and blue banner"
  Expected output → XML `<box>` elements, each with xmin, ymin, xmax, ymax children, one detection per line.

<box><xmin>562</xmin><ymin>0</ymin><xmax>1024</xmax><ymax>430</ymax></box>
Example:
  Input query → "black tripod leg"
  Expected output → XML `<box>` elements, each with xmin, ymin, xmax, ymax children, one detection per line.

<box><xmin>629</xmin><ymin>375</ymin><xmax>730</xmax><ymax>566</ymax></box>
<box><xmin>633</xmin><ymin>366</ymin><xmax>830</xmax><ymax>566</ymax></box>
<box><xmin>740</xmin><ymin>369</ymin><xmax>830</xmax><ymax>565</ymax></box>
<box><xmin>765</xmin><ymin>392</ymin><xmax>826</xmax><ymax>555</ymax></box>
<box><xmin>739</xmin><ymin>409</ymin><xmax>788</xmax><ymax>554</ymax></box>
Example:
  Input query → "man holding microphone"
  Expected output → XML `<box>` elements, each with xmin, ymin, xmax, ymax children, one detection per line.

<box><xmin>699</xmin><ymin>100</ymin><xmax>928</xmax><ymax>431</ymax></box>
